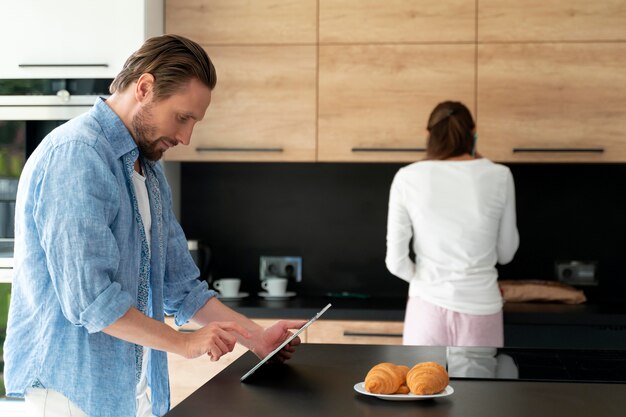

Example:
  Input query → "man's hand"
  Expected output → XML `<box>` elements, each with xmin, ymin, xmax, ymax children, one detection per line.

<box><xmin>181</xmin><ymin>321</ymin><xmax>250</xmax><ymax>361</ymax></box>
<box><xmin>253</xmin><ymin>320</ymin><xmax>308</xmax><ymax>362</ymax></box>
<box><xmin>191</xmin><ymin>298</ymin><xmax>307</xmax><ymax>362</ymax></box>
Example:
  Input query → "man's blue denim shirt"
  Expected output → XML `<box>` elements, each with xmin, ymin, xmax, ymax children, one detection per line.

<box><xmin>4</xmin><ymin>98</ymin><xmax>217</xmax><ymax>417</ymax></box>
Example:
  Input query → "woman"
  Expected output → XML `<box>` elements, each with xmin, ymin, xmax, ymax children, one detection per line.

<box><xmin>385</xmin><ymin>101</ymin><xmax>519</xmax><ymax>347</ymax></box>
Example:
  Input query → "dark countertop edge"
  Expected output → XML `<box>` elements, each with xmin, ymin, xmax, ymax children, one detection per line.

<box><xmin>233</xmin><ymin>306</ymin><xmax>404</xmax><ymax>321</ymax></box>
<box><xmin>218</xmin><ymin>296</ymin><xmax>626</xmax><ymax>326</ymax></box>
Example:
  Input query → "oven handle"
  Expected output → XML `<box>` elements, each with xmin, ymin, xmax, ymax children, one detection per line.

<box><xmin>0</xmin><ymin>105</ymin><xmax>94</xmax><ymax>121</ymax></box>
<box><xmin>0</xmin><ymin>95</ymin><xmax>107</xmax><ymax>121</ymax></box>
<box><xmin>0</xmin><ymin>95</ymin><xmax>103</xmax><ymax>106</ymax></box>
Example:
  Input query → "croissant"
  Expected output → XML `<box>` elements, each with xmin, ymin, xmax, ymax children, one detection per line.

<box><xmin>406</xmin><ymin>362</ymin><xmax>449</xmax><ymax>395</ymax></box>
<box><xmin>364</xmin><ymin>363</ymin><xmax>407</xmax><ymax>394</ymax></box>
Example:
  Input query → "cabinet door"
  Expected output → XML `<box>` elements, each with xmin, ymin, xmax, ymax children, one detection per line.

<box><xmin>164</xmin><ymin>46</ymin><xmax>317</xmax><ymax>162</ymax></box>
<box><xmin>167</xmin><ymin>343</ymin><xmax>247</xmax><ymax>407</ymax></box>
<box><xmin>166</xmin><ymin>0</ymin><xmax>316</xmax><ymax>45</ymax></box>
<box><xmin>0</xmin><ymin>0</ymin><xmax>159</xmax><ymax>79</ymax></box>
<box><xmin>318</xmin><ymin>44</ymin><xmax>475</xmax><ymax>162</ymax></box>
<box><xmin>306</xmin><ymin>320</ymin><xmax>404</xmax><ymax>345</ymax></box>
<box><xmin>477</xmin><ymin>43</ymin><xmax>626</xmax><ymax>162</ymax></box>
<box><xmin>479</xmin><ymin>0</ymin><xmax>626</xmax><ymax>42</ymax></box>
<box><xmin>320</xmin><ymin>0</ymin><xmax>475</xmax><ymax>43</ymax></box>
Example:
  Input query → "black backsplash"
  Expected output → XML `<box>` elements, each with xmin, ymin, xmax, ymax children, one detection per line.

<box><xmin>181</xmin><ymin>163</ymin><xmax>626</xmax><ymax>302</ymax></box>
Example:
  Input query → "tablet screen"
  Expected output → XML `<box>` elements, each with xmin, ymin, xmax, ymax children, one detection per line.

<box><xmin>240</xmin><ymin>303</ymin><xmax>332</xmax><ymax>382</ymax></box>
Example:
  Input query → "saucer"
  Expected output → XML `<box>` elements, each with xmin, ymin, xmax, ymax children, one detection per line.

<box><xmin>258</xmin><ymin>291</ymin><xmax>296</xmax><ymax>300</ymax></box>
<box><xmin>354</xmin><ymin>382</ymin><xmax>454</xmax><ymax>401</ymax></box>
<box><xmin>217</xmin><ymin>292</ymin><xmax>249</xmax><ymax>300</ymax></box>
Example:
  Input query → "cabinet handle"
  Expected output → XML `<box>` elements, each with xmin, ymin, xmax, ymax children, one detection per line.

<box><xmin>352</xmin><ymin>147</ymin><xmax>426</xmax><ymax>153</ymax></box>
<box><xmin>343</xmin><ymin>331</ymin><xmax>403</xmax><ymax>338</ymax></box>
<box><xmin>512</xmin><ymin>147</ymin><xmax>605</xmax><ymax>153</ymax></box>
<box><xmin>19</xmin><ymin>64</ymin><xmax>109</xmax><ymax>68</ymax></box>
<box><xmin>196</xmin><ymin>147</ymin><xmax>284</xmax><ymax>153</ymax></box>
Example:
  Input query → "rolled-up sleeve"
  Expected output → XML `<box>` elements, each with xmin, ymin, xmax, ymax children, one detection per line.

<box><xmin>34</xmin><ymin>141</ymin><xmax>134</xmax><ymax>333</ymax></box>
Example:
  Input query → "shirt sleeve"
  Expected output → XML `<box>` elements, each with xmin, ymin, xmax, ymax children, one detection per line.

<box><xmin>34</xmin><ymin>141</ymin><xmax>134</xmax><ymax>333</ymax></box>
<box><xmin>385</xmin><ymin>171</ymin><xmax>415</xmax><ymax>282</ymax></box>
<box><xmin>496</xmin><ymin>169</ymin><xmax>520</xmax><ymax>264</ymax></box>
<box><xmin>162</xmin><ymin>206</ymin><xmax>217</xmax><ymax>326</ymax></box>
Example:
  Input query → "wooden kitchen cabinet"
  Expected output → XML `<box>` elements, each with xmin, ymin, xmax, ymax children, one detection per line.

<box><xmin>318</xmin><ymin>44</ymin><xmax>475</xmax><ymax>162</ymax></box>
<box><xmin>164</xmin><ymin>0</ymin><xmax>626</xmax><ymax>164</ymax></box>
<box><xmin>166</xmin><ymin>0</ymin><xmax>317</xmax><ymax>45</ymax></box>
<box><xmin>167</xmin><ymin>342</ymin><xmax>247</xmax><ymax>407</ymax></box>
<box><xmin>166</xmin><ymin>317</ymin><xmax>291</xmax><ymax>407</ymax></box>
<box><xmin>163</xmin><ymin>45</ymin><xmax>317</xmax><ymax>162</ymax></box>
<box><xmin>319</xmin><ymin>0</ymin><xmax>475</xmax><ymax>43</ymax></box>
<box><xmin>306</xmin><ymin>320</ymin><xmax>404</xmax><ymax>345</ymax></box>
<box><xmin>478</xmin><ymin>0</ymin><xmax>626</xmax><ymax>42</ymax></box>
<box><xmin>477</xmin><ymin>43</ymin><xmax>626</xmax><ymax>163</ymax></box>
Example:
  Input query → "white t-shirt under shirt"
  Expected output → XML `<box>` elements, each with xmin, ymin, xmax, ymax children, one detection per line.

<box><xmin>386</xmin><ymin>158</ymin><xmax>519</xmax><ymax>315</ymax></box>
<box><xmin>132</xmin><ymin>169</ymin><xmax>154</xmax><ymax>417</ymax></box>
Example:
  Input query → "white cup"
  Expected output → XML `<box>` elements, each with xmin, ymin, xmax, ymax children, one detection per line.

<box><xmin>213</xmin><ymin>278</ymin><xmax>241</xmax><ymax>297</ymax></box>
<box><xmin>261</xmin><ymin>277</ymin><xmax>288</xmax><ymax>296</ymax></box>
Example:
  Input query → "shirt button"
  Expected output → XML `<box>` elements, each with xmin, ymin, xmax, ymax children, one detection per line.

<box><xmin>131</xmin><ymin>150</ymin><xmax>137</xmax><ymax>157</ymax></box>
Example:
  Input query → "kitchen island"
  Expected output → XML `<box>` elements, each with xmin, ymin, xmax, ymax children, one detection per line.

<box><xmin>164</xmin><ymin>344</ymin><xmax>626</xmax><ymax>417</ymax></box>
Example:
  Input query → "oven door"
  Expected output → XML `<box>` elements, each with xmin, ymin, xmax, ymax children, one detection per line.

<box><xmin>0</xmin><ymin>78</ymin><xmax>112</xmax><ymax>281</ymax></box>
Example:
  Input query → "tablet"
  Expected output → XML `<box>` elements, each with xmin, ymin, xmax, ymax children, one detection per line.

<box><xmin>240</xmin><ymin>303</ymin><xmax>332</xmax><ymax>382</ymax></box>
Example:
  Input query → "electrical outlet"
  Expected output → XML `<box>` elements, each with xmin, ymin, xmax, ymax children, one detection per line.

<box><xmin>260</xmin><ymin>256</ymin><xmax>302</xmax><ymax>282</ymax></box>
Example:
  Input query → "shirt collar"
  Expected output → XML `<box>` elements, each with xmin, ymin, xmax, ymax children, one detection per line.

<box><xmin>91</xmin><ymin>97</ymin><xmax>139</xmax><ymax>161</ymax></box>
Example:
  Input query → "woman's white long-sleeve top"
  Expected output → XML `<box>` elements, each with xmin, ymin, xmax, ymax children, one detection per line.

<box><xmin>386</xmin><ymin>158</ymin><xmax>519</xmax><ymax>315</ymax></box>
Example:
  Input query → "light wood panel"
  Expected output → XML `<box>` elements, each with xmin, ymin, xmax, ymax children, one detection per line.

<box><xmin>318</xmin><ymin>44</ymin><xmax>475</xmax><ymax>162</ymax></box>
<box><xmin>320</xmin><ymin>0</ymin><xmax>475</xmax><ymax>43</ymax></box>
<box><xmin>477</xmin><ymin>43</ymin><xmax>626</xmax><ymax>162</ymax></box>
<box><xmin>168</xmin><ymin>344</ymin><xmax>247</xmax><ymax>407</ymax></box>
<box><xmin>306</xmin><ymin>320</ymin><xmax>404</xmax><ymax>345</ymax></box>
<box><xmin>165</xmin><ymin>0</ymin><xmax>317</xmax><ymax>45</ymax></box>
<box><xmin>164</xmin><ymin>45</ymin><xmax>317</xmax><ymax>162</ymax></box>
<box><xmin>478</xmin><ymin>0</ymin><xmax>626</xmax><ymax>42</ymax></box>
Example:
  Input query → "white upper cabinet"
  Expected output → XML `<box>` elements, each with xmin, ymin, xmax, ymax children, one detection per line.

<box><xmin>0</xmin><ymin>0</ymin><xmax>163</xmax><ymax>79</ymax></box>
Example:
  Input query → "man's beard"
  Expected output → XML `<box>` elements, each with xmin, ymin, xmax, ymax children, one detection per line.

<box><xmin>132</xmin><ymin>105</ymin><xmax>176</xmax><ymax>161</ymax></box>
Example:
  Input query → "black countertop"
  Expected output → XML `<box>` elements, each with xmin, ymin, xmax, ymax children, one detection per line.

<box><xmin>218</xmin><ymin>295</ymin><xmax>626</xmax><ymax>326</ymax></box>
<box><xmin>165</xmin><ymin>344</ymin><xmax>626</xmax><ymax>417</ymax></box>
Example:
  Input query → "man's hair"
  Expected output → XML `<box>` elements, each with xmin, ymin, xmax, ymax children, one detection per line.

<box><xmin>426</xmin><ymin>101</ymin><xmax>476</xmax><ymax>160</ymax></box>
<box><xmin>109</xmin><ymin>34</ymin><xmax>217</xmax><ymax>99</ymax></box>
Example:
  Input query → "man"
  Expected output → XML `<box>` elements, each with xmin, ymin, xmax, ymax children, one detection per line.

<box><xmin>4</xmin><ymin>34</ymin><xmax>306</xmax><ymax>417</ymax></box>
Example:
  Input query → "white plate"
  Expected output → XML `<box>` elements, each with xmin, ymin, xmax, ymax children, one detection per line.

<box><xmin>353</xmin><ymin>382</ymin><xmax>454</xmax><ymax>401</ymax></box>
<box><xmin>258</xmin><ymin>291</ymin><xmax>297</xmax><ymax>300</ymax></box>
<box><xmin>217</xmin><ymin>292</ymin><xmax>249</xmax><ymax>300</ymax></box>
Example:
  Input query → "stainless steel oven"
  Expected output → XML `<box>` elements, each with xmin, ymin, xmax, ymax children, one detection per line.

<box><xmin>0</xmin><ymin>78</ymin><xmax>112</xmax><ymax>264</ymax></box>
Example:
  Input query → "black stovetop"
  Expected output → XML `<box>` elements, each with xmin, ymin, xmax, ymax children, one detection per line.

<box><xmin>448</xmin><ymin>346</ymin><xmax>626</xmax><ymax>383</ymax></box>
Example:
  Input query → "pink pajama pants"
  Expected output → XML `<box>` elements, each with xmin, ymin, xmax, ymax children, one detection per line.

<box><xmin>403</xmin><ymin>296</ymin><xmax>503</xmax><ymax>347</ymax></box>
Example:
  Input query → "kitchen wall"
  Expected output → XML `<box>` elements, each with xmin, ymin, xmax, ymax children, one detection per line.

<box><xmin>180</xmin><ymin>163</ymin><xmax>626</xmax><ymax>303</ymax></box>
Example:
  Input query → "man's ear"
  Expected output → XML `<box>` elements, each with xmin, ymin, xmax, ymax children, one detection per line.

<box><xmin>135</xmin><ymin>73</ymin><xmax>155</xmax><ymax>103</ymax></box>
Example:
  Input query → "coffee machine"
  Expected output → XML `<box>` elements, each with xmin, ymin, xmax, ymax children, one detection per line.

<box><xmin>187</xmin><ymin>240</ymin><xmax>213</xmax><ymax>284</ymax></box>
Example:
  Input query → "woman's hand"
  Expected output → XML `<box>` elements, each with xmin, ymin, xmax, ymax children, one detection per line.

<box><xmin>253</xmin><ymin>320</ymin><xmax>308</xmax><ymax>362</ymax></box>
